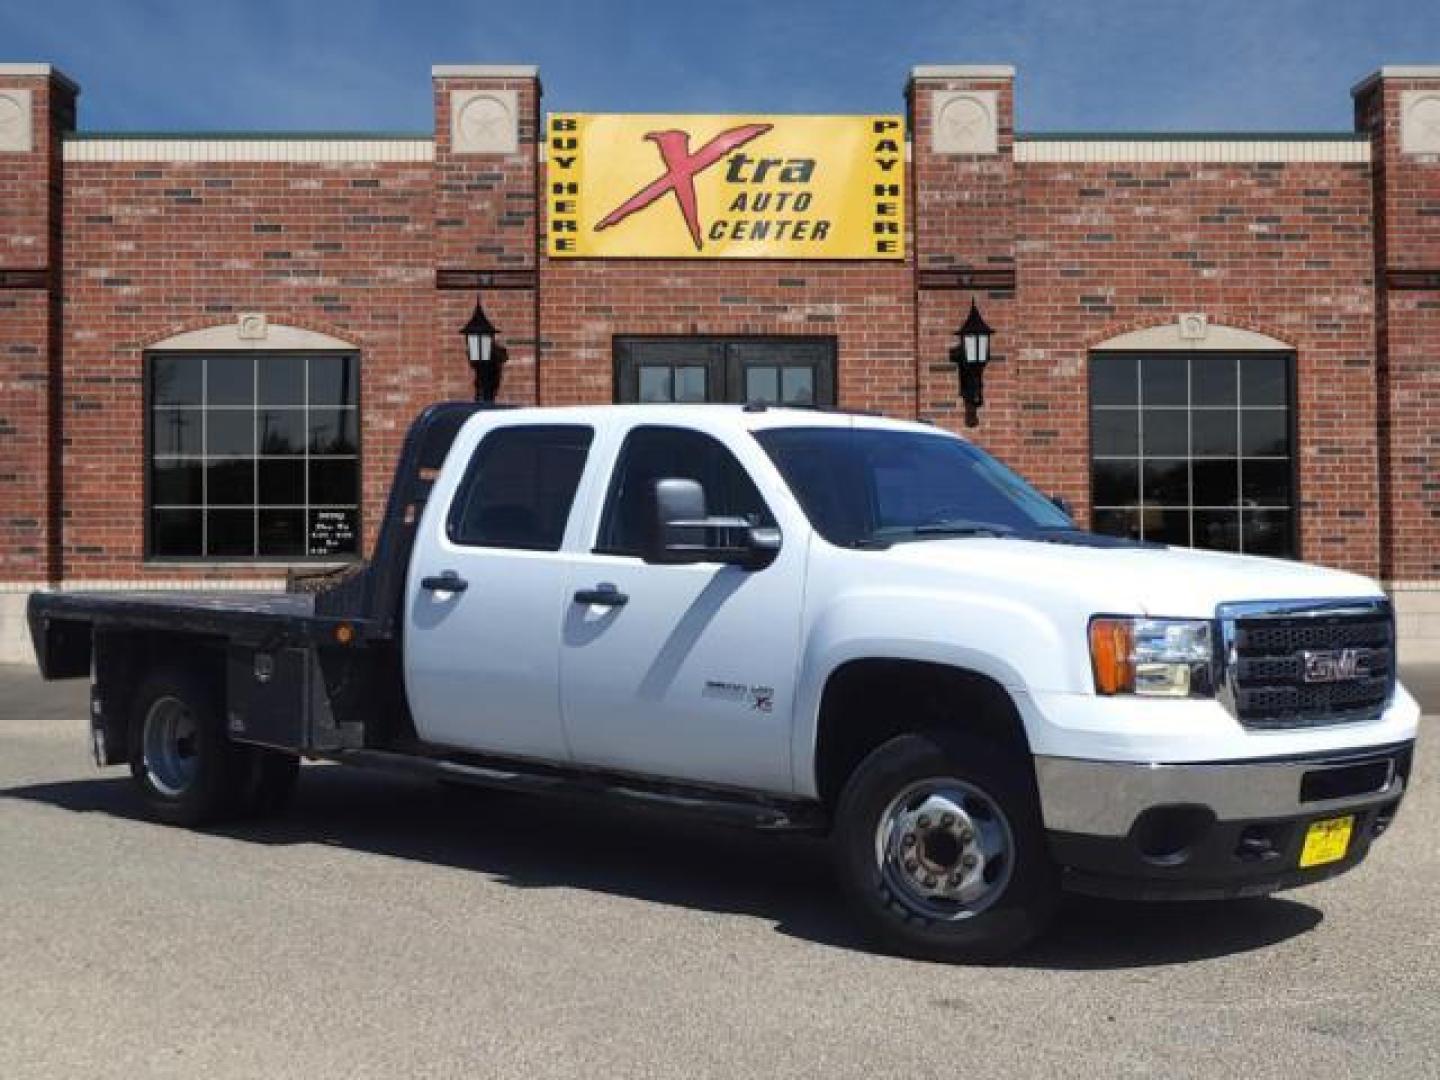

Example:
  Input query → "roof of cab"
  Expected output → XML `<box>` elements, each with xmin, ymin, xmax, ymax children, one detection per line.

<box><xmin>462</xmin><ymin>402</ymin><xmax>959</xmax><ymax>439</ymax></box>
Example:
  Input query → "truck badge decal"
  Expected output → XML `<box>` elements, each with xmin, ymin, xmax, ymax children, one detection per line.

<box><xmin>703</xmin><ymin>680</ymin><xmax>776</xmax><ymax>713</ymax></box>
<box><xmin>1301</xmin><ymin>648</ymin><xmax>1369</xmax><ymax>684</ymax></box>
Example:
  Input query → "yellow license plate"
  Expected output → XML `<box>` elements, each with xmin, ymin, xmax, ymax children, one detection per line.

<box><xmin>1299</xmin><ymin>815</ymin><xmax>1355</xmax><ymax>868</ymax></box>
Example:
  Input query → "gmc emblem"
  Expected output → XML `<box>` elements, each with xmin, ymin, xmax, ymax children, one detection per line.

<box><xmin>1301</xmin><ymin>648</ymin><xmax>1369</xmax><ymax>684</ymax></box>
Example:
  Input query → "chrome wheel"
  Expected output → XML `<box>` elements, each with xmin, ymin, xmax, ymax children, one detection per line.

<box><xmin>142</xmin><ymin>695</ymin><xmax>200</xmax><ymax>798</ymax></box>
<box><xmin>874</xmin><ymin>777</ymin><xmax>1015</xmax><ymax>920</ymax></box>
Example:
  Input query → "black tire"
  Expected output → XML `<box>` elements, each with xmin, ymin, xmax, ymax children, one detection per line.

<box><xmin>832</xmin><ymin>731</ymin><xmax>1059</xmax><ymax>963</ymax></box>
<box><xmin>235</xmin><ymin>747</ymin><xmax>301</xmax><ymax>818</ymax></box>
<box><xmin>128</xmin><ymin>666</ymin><xmax>247</xmax><ymax>827</ymax></box>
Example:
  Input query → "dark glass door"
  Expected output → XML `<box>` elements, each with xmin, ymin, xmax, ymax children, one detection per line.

<box><xmin>614</xmin><ymin>337</ymin><xmax>836</xmax><ymax>407</ymax></box>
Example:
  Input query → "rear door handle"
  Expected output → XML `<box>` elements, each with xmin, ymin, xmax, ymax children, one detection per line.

<box><xmin>421</xmin><ymin>571</ymin><xmax>469</xmax><ymax>593</ymax></box>
<box><xmin>573</xmin><ymin>585</ymin><xmax>628</xmax><ymax>607</ymax></box>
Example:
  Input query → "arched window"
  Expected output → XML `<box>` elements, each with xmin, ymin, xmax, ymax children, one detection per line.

<box><xmin>1088</xmin><ymin>324</ymin><xmax>1296</xmax><ymax>558</ymax></box>
<box><xmin>144</xmin><ymin>324</ymin><xmax>360</xmax><ymax>561</ymax></box>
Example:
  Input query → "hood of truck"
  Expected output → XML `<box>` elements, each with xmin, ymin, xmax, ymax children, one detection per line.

<box><xmin>877</xmin><ymin>535</ymin><xmax>1384</xmax><ymax>618</ymax></box>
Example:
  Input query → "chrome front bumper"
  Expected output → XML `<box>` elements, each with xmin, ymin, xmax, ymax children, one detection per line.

<box><xmin>1035</xmin><ymin>742</ymin><xmax>1412</xmax><ymax>837</ymax></box>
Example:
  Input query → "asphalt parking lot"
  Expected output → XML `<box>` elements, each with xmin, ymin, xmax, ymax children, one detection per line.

<box><xmin>1</xmin><ymin>664</ymin><xmax>1436</xmax><ymax>1079</ymax></box>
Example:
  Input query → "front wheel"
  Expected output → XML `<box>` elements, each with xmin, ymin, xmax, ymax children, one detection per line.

<box><xmin>832</xmin><ymin>731</ymin><xmax>1059</xmax><ymax>962</ymax></box>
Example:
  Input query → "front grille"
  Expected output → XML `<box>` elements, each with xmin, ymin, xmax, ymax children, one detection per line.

<box><xmin>1219</xmin><ymin>600</ymin><xmax>1395</xmax><ymax>729</ymax></box>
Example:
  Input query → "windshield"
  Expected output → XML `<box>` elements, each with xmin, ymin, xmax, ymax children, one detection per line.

<box><xmin>755</xmin><ymin>426</ymin><xmax>1073</xmax><ymax>548</ymax></box>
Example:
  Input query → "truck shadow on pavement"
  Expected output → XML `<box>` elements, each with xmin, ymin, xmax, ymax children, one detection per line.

<box><xmin>3</xmin><ymin>764</ymin><xmax>1323</xmax><ymax>970</ymax></box>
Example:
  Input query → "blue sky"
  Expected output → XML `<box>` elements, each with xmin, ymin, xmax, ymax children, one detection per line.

<box><xmin>2</xmin><ymin>0</ymin><xmax>1437</xmax><ymax>133</ymax></box>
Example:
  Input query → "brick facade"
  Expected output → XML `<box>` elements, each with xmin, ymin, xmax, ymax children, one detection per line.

<box><xmin>1010</xmin><ymin>145</ymin><xmax>1379</xmax><ymax>570</ymax></box>
<box><xmin>1</xmin><ymin>61</ymin><xmax>1437</xmax><ymax>659</ymax></box>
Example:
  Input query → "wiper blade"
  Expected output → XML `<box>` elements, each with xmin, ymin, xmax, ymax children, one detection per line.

<box><xmin>1026</xmin><ymin>529</ymin><xmax>1162</xmax><ymax>549</ymax></box>
<box><xmin>911</xmin><ymin>522</ymin><xmax>1015</xmax><ymax>537</ymax></box>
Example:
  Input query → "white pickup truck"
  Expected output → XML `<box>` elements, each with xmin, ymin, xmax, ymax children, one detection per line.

<box><xmin>29</xmin><ymin>402</ymin><xmax>1419</xmax><ymax>961</ymax></box>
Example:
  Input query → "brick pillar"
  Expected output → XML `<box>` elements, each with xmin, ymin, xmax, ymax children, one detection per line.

<box><xmin>907</xmin><ymin>67</ymin><xmax>1047</xmax><ymax>482</ymax></box>
<box><xmin>0</xmin><ymin>65</ymin><xmax>75</xmax><ymax>581</ymax></box>
<box><xmin>431</xmin><ymin>65</ymin><xmax>541</xmax><ymax>407</ymax></box>
<box><xmin>1355</xmin><ymin>66</ymin><xmax>1440</xmax><ymax>655</ymax></box>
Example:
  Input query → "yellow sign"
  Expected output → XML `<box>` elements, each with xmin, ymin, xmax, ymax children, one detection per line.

<box><xmin>547</xmin><ymin>113</ymin><xmax>905</xmax><ymax>260</ymax></box>
<box><xmin>1299</xmin><ymin>816</ymin><xmax>1354</xmax><ymax>868</ymax></box>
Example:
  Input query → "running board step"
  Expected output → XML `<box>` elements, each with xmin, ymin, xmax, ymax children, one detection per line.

<box><xmin>324</xmin><ymin>748</ymin><xmax>828</xmax><ymax>833</ymax></box>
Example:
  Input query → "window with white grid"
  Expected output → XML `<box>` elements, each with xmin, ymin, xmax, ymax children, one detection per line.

<box><xmin>146</xmin><ymin>352</ymin><xmax>360</xmax><ymax>560</ymax></box>
<box><xmin>1089</xmin><ymin>351</ymin><xmax>1295</xmax><ymax>557</ymax></box>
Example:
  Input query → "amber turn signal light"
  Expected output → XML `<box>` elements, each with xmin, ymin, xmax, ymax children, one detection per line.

<box><xmin>1089</xmin><ymin>617</ymin><xmax>1135</xmax><ymax>695</ymax></box>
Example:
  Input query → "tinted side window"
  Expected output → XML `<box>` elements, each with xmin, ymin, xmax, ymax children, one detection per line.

<box><xmin>597</xmin><ymin>426</ymin><xmax>774</xmax><ymax>555</ymax></box>
<box><xmin>449</xmin><ymin>426</ymin><xmax>593</xmax><ymax>551</ymax></box>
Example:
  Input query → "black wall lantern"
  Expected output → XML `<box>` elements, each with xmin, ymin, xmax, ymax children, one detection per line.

<box><xmin>461</xmin><ymin>294</ymin><xmax>507</xmax><ymax>404</ymax></box>
<box><xmin>949</xmin><ymin>299</ymin><xmax>994</xmax><ymax>428</ymax></box>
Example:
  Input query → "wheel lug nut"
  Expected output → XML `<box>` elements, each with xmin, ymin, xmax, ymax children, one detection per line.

<box><xmin>902</xmin><ymin>833</ymin><xmax>917</xmax><ymax>847</ymax></box>
<box><xmin>923</xmin><ymin>875</ymin><xmax>938</xmax><ymax>888</ymax></box>
<box><xmin>962</xmin><ymin>853</ymin><xmax>979</xmax><ymax>869</ymax></box>
<box><xmin>960</xmin><ymin>827</ymin><xmax>975</xmax><ymax>843</ymax></box>
<box><xmin>941</xmin><ymin>813</ymin><xmax>955</xmax><ymax>827</ymax></box>
<box><xmin>949</xmin><ymin>873</ymin><xmax>963</xmax><ymax>886</ymax></box>
<box><xmin>917</xmin><ymin>815</ymin><xmax>931</xmax><ymax>828</ymax></box>
<box><xmin>905</xmin><ymin>858</ymin><xmax>919</xmax><ymax>872</ymax></box>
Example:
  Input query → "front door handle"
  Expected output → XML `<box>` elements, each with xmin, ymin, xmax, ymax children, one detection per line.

<box><xmin>573</xmin><ymin>585</ymin><xmax>628</xmax><ymax>608</ymax></box>
<box><xmin>420</xmin><ymin>571</ymin><xmax>469</xmax><ymax>593</ymax></box>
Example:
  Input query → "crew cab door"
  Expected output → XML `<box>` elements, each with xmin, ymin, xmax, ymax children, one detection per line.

<box><xmin>404</xmin><ymin>422</ymin><xmax>596</xmax><ymax>759</ymax></box>
<box><xmin>560</xmin><ymin>424</ymin><xmax>805</xmax><ymax>793</ymax></box>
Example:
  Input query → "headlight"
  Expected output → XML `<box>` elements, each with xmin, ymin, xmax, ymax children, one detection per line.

<box><xmin>1089</xmin><ymin>617</ymin><xmax>1216</xmax><ymax>698</ymax></box>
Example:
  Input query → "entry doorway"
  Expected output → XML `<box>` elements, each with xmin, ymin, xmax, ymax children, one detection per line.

<box><xmin>614</xmin><ymin>337</ymin><xmax>837</xmax><ymax>407</ymax></box>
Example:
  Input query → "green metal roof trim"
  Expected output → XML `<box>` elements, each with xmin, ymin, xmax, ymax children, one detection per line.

<box><xmin>1017</xmin><ymin>131</ymin><xmax>1369</xmax><ymax>142</ymax></box>
<box><xmin>66</xmin><ymin>131</ymin><xmax>432</xmax><ymax>141</ymax></box>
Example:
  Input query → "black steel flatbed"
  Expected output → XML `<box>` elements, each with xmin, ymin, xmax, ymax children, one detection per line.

<box><xmin>28</xmin><ymin>590</ymin><xmax>371</xmax><ymax>653</ymax></box>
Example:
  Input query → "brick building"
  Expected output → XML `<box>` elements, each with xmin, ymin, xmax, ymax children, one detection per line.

<box><xmin>1</xmin><ymin>61</ymin><xmax>1437</xmax><ymax>662</ymax></box>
